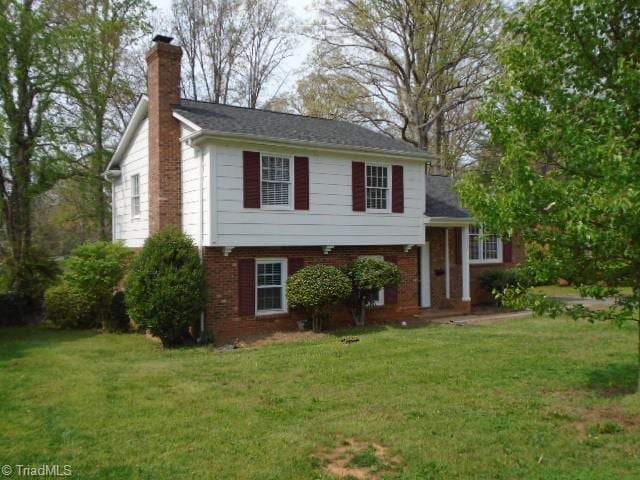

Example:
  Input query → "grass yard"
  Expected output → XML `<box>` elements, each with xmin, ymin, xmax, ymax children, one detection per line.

<box><xmin>532</xmin><ymin>285</ymin><xmax>634</xmax><ymax>297</ymax></box>
<box><xmin>1</xmin><ymin>318</ymin><xmax>639</xmax><ymax>479</ymax></box>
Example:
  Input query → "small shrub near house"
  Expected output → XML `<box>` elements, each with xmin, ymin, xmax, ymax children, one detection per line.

<box><xmin>44</xmin><ymin>283</ymin><xmax>94</xmax><ymax>329</ymax></box>
<box><xmin>125</xmin><ymin>227</ymin><xmax>205</xmax><ymax>347</ymax></box>
<box><xmin>286</xmin><ymin>264</ymin><xmax>352</xmax><ymax>332</ymax></box>
<box><xmin>479</xmin><ymin>269</ymin><xmax>530</xmax><ymax>305</ymax></box>
<box><xmin>43</xmin><ymin>241</ymin><xmax>132</xmax><ymax>330</ymax></box>
<box><xmin>344</xmin><ymin>258</ymin><xmax>402</xmax><ymax>326</ymax></box>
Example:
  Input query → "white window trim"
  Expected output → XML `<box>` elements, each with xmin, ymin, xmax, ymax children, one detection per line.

<box><xmin>260</xmin><ymin>153</ymin><xmax>294</xmax><ymax>211</ymax></box>
<box><xmin>130</xmin><ymin>174</ymin><xmax>141</xmax><ymax>219</ymax></box>
<box><xmin>361</xmin><ymin>255</ymin><xmax>384</xmax><ymax>306</ymax></box>
<box><xmin>255</xmin><ymin>258</ymin><xmax>288</xmax><ymax>315</ymax></box>
<box><xmin>468</xmin><ymin>226</ymin><xmax>503</xmax><ymax>265</ymax></box>
<box><xmin>365</xmin><ymin>163</ymin><xmax>391</xmax><ymax>213</ymax></box>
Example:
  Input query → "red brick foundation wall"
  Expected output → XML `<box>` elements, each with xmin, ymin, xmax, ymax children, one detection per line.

<box><xmin>203</xmin><ymin>245</ymin><xmax>420</xmax><ymax>343</ymax></box>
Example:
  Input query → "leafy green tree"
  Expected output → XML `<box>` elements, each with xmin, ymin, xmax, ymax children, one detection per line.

<box><xmin>125</xmin><ymin>227</ymin><xmax>205</xmax><ymax>347</ymax></box>
<box><xmin>458</xmin><ymin>0</ymin><xmax>640</xmax><ymax>391</ymax></box>
<box><xmin>0</xmin><ymin>0</ymin><xmax>76</xmax><ymax>298</ymax></box>
<box><xmin>344</xmin><ymin>257</ymin><xmax>402</xmax><ymax>326</ymax></box>
<box><xmin>64</xmin><ymin>0</ymin><xmax>151</xmax><ymax>241</ymax></box>
<box><xmin>286</xmin><ymin>264</ymin><xmax>352</xmax><ymax>333</ymax></box>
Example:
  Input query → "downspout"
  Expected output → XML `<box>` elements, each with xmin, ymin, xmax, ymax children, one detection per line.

<box><xmin>198</xmin><ymin>145</ymin><xmax>205</xmax><ymax>335</ymax></box>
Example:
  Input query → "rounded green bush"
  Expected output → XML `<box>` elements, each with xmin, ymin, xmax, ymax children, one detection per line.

<box><xmin>124</xmin><ymin>227</ymin><xmax>205</xmax><ymax>347</ymax></box>
<box><xmin>344</xmin><ymin>257</ymin><xmax>403</xmax><ymax>326</ymax></box>
<box><xmin>65</xmin><ymin>241</ymin><xmax>132</xmax><ymax>326</ymax></box>
<box><xmin>286</xmin><ymin>264</ymin><xmax>352</xmax><ymax>332</ymax></box>
<box><xmin>479</xmin><ymin>268</ymin><xmax>530</xmax><ymax>305</ymax></box>
<box><xmin>44</xmin><ymin>283</ymin><xmax>94</xmax><ymax>329</ymax></box>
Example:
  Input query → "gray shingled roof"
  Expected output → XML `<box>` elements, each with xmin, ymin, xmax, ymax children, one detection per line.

<box><xmin>173</xmin><ymin>99</ymin><xmax>425</xmax><ymax>156</ymax></box>
<box><xmin>425</xmin><ymin>174</ymin><xmax>471</xmax><ymax>218</ymax></box>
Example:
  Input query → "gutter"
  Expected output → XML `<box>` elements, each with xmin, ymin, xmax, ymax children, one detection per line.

<box><xmin>424</xmin><ymin>216</ymin><xmax>475</xmax><ymax>226</ymax></box>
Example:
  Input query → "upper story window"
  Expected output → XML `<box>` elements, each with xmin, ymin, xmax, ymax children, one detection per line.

<box><xmin>256</xmin><ymin>259</ymin><xmax>287</xmax><ymax>314</ymax></box>
<box><xmin>366</xmin><ymin>164</ymin><xmax>389</xmax><ymax>211</ymax></box>
<box><xmin>469</xmin><ymin>225</ymin><xmax>502</xmax><ymax>264</ymax></box>
<box><xmin>261</xmin><ymin>154</ymin><xmax>291</xmax><ymax>208</ymax></box>
<box><xmin>131</xmin><ymin>174</ymin><xmax>141</xmax><ymax>218</ymax></box>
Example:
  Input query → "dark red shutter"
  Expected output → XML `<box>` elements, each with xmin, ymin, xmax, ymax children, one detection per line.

<box><xmin>294</xmin><ymin>156</ymin><xmax>309</xmax><ymax>210</ymax></box>
<box><xmin>455</xmin><ymin>228</ymin><xmax>462</xmax><ymax>265</ymax></box>
<box><xmin>352</xmin><ymin>161</ymin><xmax>365</xmax><ymax>212</ymax></box>
<box><xmin>288</xmin><ymin>257</ymin><xmax>304</xmax><ymax>276</ymax></box>
<box><xmin>243</xmin><ymin>151</ymin><xmax>260</xmax><ymax>208</ymax></box>
<box><xmin>391</xmin><ymin>165</ymin><xmax>404</xmax><ymax>213</ymax></box>
<box><xmin>503</xmin><ymin>239</ymin><xmax>513</xmax><ymax>263</ymax></box>
<box><xmin>238</xmin><ymin>258</ymin><xmax>256</xmax><ymax>316</ymax></box>
<box><xmin>384</xmin><ymin>256</ymin><xmax>399</xmax><ymax>304</ymax></box>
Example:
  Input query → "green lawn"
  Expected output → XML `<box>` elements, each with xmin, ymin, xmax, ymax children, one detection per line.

<box><xmin>532</xmin><ymin>285</ymin><xmax>633</xmax><ymax>297</ymax></box>
<box><xmin>1</xmin><ymin>319</ymin><xmax>639</xmax><ymax>479</ymax></box>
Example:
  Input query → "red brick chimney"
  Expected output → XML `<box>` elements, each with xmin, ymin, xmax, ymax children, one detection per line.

<box><xmin>146</xmin><ymin>35</ymin><xmax>183</xmax><ymax>233</ymax></box>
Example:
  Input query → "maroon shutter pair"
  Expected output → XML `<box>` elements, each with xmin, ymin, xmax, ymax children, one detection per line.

<box><xmin>238</xmin><ymin>257</ymin><xmax>305</xmax><ymax>316</ymax></box>
<box><xmin>352</xmin><ymin>162</ymin><xmax>404</xmax><ymax>213</ymax></box>
<box><xmin>243</xmin><ymin>151</ymin><xmax>309</xmax><ymax>210</ymax></box>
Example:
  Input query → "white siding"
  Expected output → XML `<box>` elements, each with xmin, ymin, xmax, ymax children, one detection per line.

<box><xmin>210</xmin><ymin>143</ymin><xmax>425</xmax><ymax>246</ymax></box>
<box><xmin>112</xmin><ymin>118</ymin><xmax>149</xmax><ymax>247</ymax></box>
<box><xmin>181</xmin><ymin>125</ymin><xmax>210</xmax><ymax>245</ymax></box>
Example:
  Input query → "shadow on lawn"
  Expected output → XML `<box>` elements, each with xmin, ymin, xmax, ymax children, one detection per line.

<box><xmin>0</xmin><ymin>326</ymin><xmax>99</xmax><ymax>363</ymax></box>
<box><xmin>585</xmin><ymin>362</ymin><xmax>638</xmax><ymax>397</ymax></box>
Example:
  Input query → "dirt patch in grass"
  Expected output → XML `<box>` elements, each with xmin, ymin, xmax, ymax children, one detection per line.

<box><xmin>314</xmin><ymin>437</ymin><xmax>401</xmax><ymax>479</ymax></box>
<box><xmin>225</xmin><ymin>330</ymin><xmax>326</xmax><ymax>348</ymax></box>
<box><xmin>546</xmin><ymin>391</ymin><xmax>639</xmax><ymax>439</ymax></box>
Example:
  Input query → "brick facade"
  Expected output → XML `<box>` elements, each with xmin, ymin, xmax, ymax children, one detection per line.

<box><xmin>203</xmin><ymin>245</ymin><xmax>420</xmax><ymax>343</ymax></box>
<box><xmin>146</xmin><ymin>40</ymin><xmax>183</xmax><ymax>234</ymax></box>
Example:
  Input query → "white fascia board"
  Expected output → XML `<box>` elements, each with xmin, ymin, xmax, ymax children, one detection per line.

<box><xmin>181</xmin><ymin>129</ymin><xmax>434</xmax><ymax>163</ymax></box>
<box><xmin>173</xmin><ymin>112</ymin><xmax>203</xmax><ymax>132</ymax></box>
<box><xmin>105</xmin><ymin>96</ymin><xmax>148</xmax><ymax>171</ymax></box>
<box><xmin>424</xmin><ymin>216</ymin><xmax>475</xmax><ymax>226</ymax></box>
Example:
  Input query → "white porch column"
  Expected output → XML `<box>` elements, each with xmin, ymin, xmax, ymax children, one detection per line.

<box><xmin>419</xmin><ymin>243</ymin><xmax>431</xmax><ymax>307</ymax></box>
<box><xmin>461</xmin><ymin>226</ymin><xmax>471</xmax><ymax>301</ymax></box>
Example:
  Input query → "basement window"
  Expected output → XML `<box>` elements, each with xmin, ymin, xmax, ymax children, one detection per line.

<box><xmin>256</xmin><ymin>259</ymin><xmax>287</xmax><ymax>314</ymax></box>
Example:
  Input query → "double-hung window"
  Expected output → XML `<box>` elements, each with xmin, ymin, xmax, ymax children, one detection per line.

<box><xmin>256</xmin><ymin>259</ymin><xmax>287</xmax><ymax>314</ymax></box>
<box><xmin>261</xmin><ymin>154</ymin><xmax>291</xmax><ymax>208</ymax></box>
<box><xmin>469</xmin><ymin>225</ymin><xmax>502</xmax><ymax>264</ymax></box>
<box><xmin>366</xmin><ymin>165</ymin><xmax>389</xmax><ymax>211</ymax></box>
<box><xmin>131</xmin><ymin>174</ymin><xmax>141</xmax><ymax>218</ymax></box>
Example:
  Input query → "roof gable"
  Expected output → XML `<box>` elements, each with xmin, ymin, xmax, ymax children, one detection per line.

<box><xmin>425</xmin><ymin>174</ymin><xmax>470</xmax><ymax>218</ymax></box>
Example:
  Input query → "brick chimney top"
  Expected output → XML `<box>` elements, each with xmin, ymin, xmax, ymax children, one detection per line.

<box><xmin>152</xmin><ymin>34</ymin><xmax>174</xmax><ymax>44</ymax></box>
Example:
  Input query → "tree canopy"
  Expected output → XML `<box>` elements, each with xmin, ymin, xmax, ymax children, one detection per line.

<box><xmin>457</xmin><ymin>0</ymin><xmax>640</xmax><ymax>391</ymax></box>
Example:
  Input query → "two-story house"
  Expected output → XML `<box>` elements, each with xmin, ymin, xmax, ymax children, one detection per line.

<box><xmin>105</xmin><ymin>36</ymin><xmax>525</xmax><ymax>342</ymax></box>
